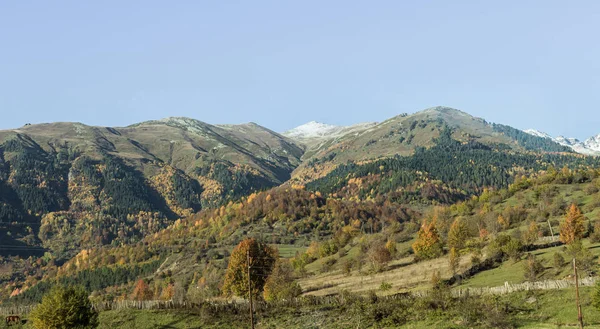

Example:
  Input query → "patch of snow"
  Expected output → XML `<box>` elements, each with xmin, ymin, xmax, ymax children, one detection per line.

<box><xmin>523</xmin><ymin>129</ymin><xmax>553</xmax><ymax>140</ymax></box>
<box><xmin>524</xmin><ymin>129</ymin><xmax>600</xmax><ymax>155</ymax></box>
<box><xmin>283</xmin><ymin>121</ymin><xmax>377</xmax><ymax>141</ymax></box>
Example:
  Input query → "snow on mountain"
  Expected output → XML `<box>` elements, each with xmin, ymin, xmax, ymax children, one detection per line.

<box><xmin>583</xmin><ymin>134</ymin><xmax>600</xmax><ymax>151</ymax></box>
<box><xmin>524</xmin><ymin>129</ymin><xmax>600</xmax><ymax>155</ymax></box>
<box><xmin>523</xmin><ymin>129</ymin><xmax>553</xmax><ymax>140</ymax></box>
<box><xmin>283</xmin><ymin>121</ymin><xmax>377</xmax><ymax>141</ymax></box>
<box><xmin>283</xmin><ymin>121</ymin><xmax>344</xmax><ymax>139</ymax></box>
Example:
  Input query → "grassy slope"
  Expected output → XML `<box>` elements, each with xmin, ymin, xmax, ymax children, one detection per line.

<box><xmin>7</xmin><ymin>287</ymin><xmax>599</xmax><ymax>329</ymax></box>
<box><xmin>295</xmin><ymin>177</ymin><xmax>600</xmax><ymax>296</ymax></box>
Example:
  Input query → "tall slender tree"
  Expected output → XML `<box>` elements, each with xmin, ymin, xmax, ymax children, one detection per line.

<box><xmin>560</xmin><ymin>204</ymin><xmax>585</xmax><ymax>245</ymax></box>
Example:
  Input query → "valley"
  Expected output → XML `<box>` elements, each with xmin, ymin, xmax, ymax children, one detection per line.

<box><xmin>2</xmin><ymin>106</ymin><xmax>600</xmax><ymax>328</ymax></box>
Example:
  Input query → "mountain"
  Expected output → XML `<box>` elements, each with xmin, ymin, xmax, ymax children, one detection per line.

<box><xmin>0</xmin><ymin>117</ymin><xmax>303</xmax><ymax>259</ymax></box>
<box><xmin>524</xmin><ymin>129</ymin><xmax>600</xmax><ymax>155</ymax></box>
<box><xmin>0</xmin><ymin>108</ymin><xmax>584</xmax><ymax>262</ymax></box>
<box><xmin>4</xmin><ymin>106</ymin><xmax>600</xmax><ymax>309</ymax></box>
<box><xmin>283</xmin><ymin>121</ymin><xmax>378</xmax><ymax>145</ymax></box>
<box><xmin>286</xmin><ymin>107</ymin><xmax>573</xmax><ymax>183</ymax></box>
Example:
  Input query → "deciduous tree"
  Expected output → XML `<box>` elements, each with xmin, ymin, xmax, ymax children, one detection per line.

<box><xmin>131</xmin><ymin>279</ymin><xmax>153</xmax><ymax>301</ymax></box>
<box><xmin>412</xmin><ymin>219</ymin><xmax>443</xmax><ymax>260</ymax></box>
<box><xmin>559</xmin><ymin>204</ymin><xmax>585</xmax><ymax>244</ymax></box>
<box><xmin>522</xmin><ymin>221</ymin><xmax>540</xmax><ymax>246</ymax></box>
<box><xmin>223</xmin><ymin>238</ymin><xmax>278</xmax><ymax>298</ymax></box>
<box><xmin>30</xmin><ymin>285</ymin><xmax>98</xmax><ymax>329</ymax></box>
<box><xmin>447</xmin><ymin>218</ymin><xmax>469</xmax><ymax>250</ymax></box>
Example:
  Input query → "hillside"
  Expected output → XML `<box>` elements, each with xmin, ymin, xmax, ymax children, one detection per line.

<box><xmin>1</xmin><ymin>107</ymin><xmax>599</xmax><ymax>315</ymax></box>
<box><xmin>0</xmin><ymin>118</ymin><xmax>302</xmax><ymax>261</ymax></box>
<box><xmin>287</xmin><ymin>106</ymin><xmax>573</xmax><ymax>183</ymax></box>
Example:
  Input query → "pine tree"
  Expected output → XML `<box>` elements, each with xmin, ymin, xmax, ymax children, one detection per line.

<box><xmin>560</xmin><ymin>204</ymin><xmax>585</xmax><ymax>244</ymax></box>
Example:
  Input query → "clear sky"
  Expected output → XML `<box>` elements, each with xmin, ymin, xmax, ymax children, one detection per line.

<box><xmin>1</xmin><ymin>1</ymin><xmax>599</xmax><ymax>139</ymax></box>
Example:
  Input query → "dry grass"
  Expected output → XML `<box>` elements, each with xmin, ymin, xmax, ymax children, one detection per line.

<box><xmin>299</xmin><ymin>253</ymin><xmax>471</xmax><ymax>296</ymax></box>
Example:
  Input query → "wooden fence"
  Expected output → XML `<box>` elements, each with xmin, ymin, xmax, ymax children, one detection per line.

<box><xmin>1</xmin><ymin>277</ymin><xmax>597</xmax><ymax>316</ymax></box>
<box><xmin>453</xmin><ymin>276</ymin><xmax>597</xmax><ymax>297</ymax></box>
<box><xmin>425</xmin><ymin>277</ymin><xmax>597</xmax><ymax>298</ymax></box>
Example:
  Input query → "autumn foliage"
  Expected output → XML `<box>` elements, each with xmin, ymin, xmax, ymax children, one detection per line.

<box><xmin>223</xmin><ymin>238</ymin><xmax>278</xmax><ymax>298</ymax></box>
<box><xmin>131</xmin><ymin>279</ymin><xmax>153</xmax><ymax>301</ymax></box>
<box><xmin>560</xmin><ymin>204</ymin><xmax>585</xmax><ymax>245</ymax></box>
<box><xmin>447</xmin><ymin>218</ymin><xmax>469</xmax><ymax>251</ymax></box>
<box><xmin>412</xmin><ymin>219</ymin><xmax>443</xmax><ymax>260</ymax></box>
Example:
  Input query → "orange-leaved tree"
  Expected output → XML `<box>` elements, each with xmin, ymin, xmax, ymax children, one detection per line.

<box><xmin>223</xmin><ymin>238</ymin><xmax>278</xmax><ymax>298</ymax></box>
<box><xmin>412</xmin><ymin>218</ymin><xmax>443</xmax><ymax>260</ymax></box>
<box><xmin>131</xmin><ymin>279</ymin><xmax>153</xmax><ymax>301</ymax></box>
<box><xmin>560</xmin><ymin>203</ymin><xmax>585</xmax><ymax>245</ymax></box>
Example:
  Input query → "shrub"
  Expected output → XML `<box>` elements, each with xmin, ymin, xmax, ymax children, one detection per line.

<box><xmin>592</xmin><ymin>280</ymin><xmax>600</xmax><ymax>311</ymax></box>
<box><xmin>368</xmin><ymin>243</ymin><xmax>392</xmax><ymax>272</ymax></box>
<box><xmin>553</xmin><ymin>252</ymin><xmax>565</xmax><ymax>273</ymax></box>
<box><xmin>29</xmin><ymin>285</ymin><xmax>98</xmax><ymax>329</ymax></box>
<box><xmin>263</xmin><ymin>260</ymin><xmax>302</xmax><ymax>302</ymax></box>
<box><xmin>523</xmin><ymin>253</ymin><xmax>544</xmax><ymax>281</ymax></box>
<box><xmin>380</xmin><ymin>281</ymin><xmax>392</xmax><ymax>292</ymax></box>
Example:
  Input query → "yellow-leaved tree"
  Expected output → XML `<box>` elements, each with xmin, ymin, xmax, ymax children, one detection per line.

<box><xmin>447</xmin><ymin>218</ymin><xmax>469</xmax><ymax>251</ymax></box>
<box><xmin>412</xmin><ymin>219</ymin><xmax>443</xmax><ymax>260</ymax></box>
<box><xmin>223</xmin><ymin>238</ymin><xmax>278</xmax><ymax>298</ymax></box>
<box><xmin>560</xmin><ymin>204</ymin><xmax>585</xmax><ymax>245</ymax></box>
<box><xmin>30</xmin><ymin>285</ymin><xmax>98</xmax><ymax>329</ymax></box>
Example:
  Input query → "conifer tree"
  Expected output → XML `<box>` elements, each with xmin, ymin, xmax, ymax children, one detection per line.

<box><xmin>560</xmin><ymin>204</ymin><xmax>585</xmax><ymax>244</ymax></box>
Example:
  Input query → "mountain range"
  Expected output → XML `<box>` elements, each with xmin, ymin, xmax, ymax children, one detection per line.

<box><xmin>523</xmin><ymin>129</ymin><xmax>600</xmax><ymax>155</ymax></box>
<box><xmin>0</xmin><ymin>106</ymin><xmax>588</xmax><ymax>258</ymax></box>
<box><xmin>4</xmin><ymin>105</ymin><xmax>600</xmax><ymax>306</ymax></box>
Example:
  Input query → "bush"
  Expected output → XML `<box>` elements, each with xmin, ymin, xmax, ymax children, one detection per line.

<box><xmin>553</xmin><ymin>252</ymin><xmax>565</xmax><ymax>273</ymax></box>
<box><xmin>523</xmin><ymin>253</ymin><xmax>544</xmax><ymax>281</ymax></box>
<box><xmin>592</xmin><ymin>280</ymin><xmax>600</xmax><ymax>311</ymax></box>
<box><xmin>380</xmin><ymin>281</ymin><xmax>392</xmax><ymax>292</ymax></box>
<box><xmin>29</xmin><ymin>285</ymin><xmax>98</xmax><ymax>329</ymax></box>
<box><xmin>263</xmin><ymin>260</ymin><xmax>302</xmax><ymax>302</ymax></box>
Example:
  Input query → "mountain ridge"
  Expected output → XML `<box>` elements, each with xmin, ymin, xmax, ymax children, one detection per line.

<box><xmin>524</xmin><ymin>129</ymin><xmax>600</xmax><ymax>155</ymax></box>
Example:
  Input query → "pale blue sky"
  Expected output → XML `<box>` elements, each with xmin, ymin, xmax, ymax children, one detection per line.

<box><xmin>1</xmin><ymin>1</ymin><xmax>599</xmax><ymax>139</ymax></box>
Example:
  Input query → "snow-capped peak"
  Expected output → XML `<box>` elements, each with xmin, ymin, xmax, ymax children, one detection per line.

<box><xmin>523</xmin><ymin>129</ymin><xmax>553</xmax><ymax>140</ymax></box>
<box><xmin>523</xmin><ymin>129</ymin><xmax>600</xmax><ymax>155</ymax></box>
<box><xmin>283</xmin><ymin>121</ymin><xmax>377</xmax><ymax>140</ymax></box>
<box><xmin>283</xmin><ymin>121</ymin><xmax>342</xmax><ymax>139</ymax></box>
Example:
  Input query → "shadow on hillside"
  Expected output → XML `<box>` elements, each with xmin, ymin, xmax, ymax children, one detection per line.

<box><xmin>387</xmin><ymin>259</ymin><xmax>415</xmax><ymax>271</ymax></box>
<box><xmin>157</xmin><ymin>314</ymin><xmax>197</xmax><ymax>329</ymax></box>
